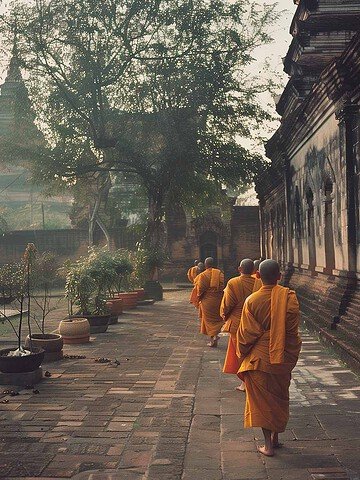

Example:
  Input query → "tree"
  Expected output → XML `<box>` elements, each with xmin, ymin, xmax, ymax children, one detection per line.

<box><xmin>1</xmin><ymin>0</ymin><xmax>279</xmax><ymax>277</ymax></box>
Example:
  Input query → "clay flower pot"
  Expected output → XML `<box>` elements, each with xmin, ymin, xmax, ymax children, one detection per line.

<box><xmin>116</xmin><ymin>292</ymin><xmax>138</xmax><ymax>310</ymax></box>
<box><xmin>25</xmin><ymin>334</ymin><xmax>64</xmax><ymax>362</ymax></box>
<box><xmin>0</xmin><ymin>347</ymin><xmax>44</xmax><ymax>374</ymax></box>
<box><xmin>106</xmin><ymin>298</ymin><xmax>124</xmax><ymax>316</ymax></box>
<box><xmin>59</xmin><ymin>318</ymin><xmax>90</xmax><ymax>344</ymax></box>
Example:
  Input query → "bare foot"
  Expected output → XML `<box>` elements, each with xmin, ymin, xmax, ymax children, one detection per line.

<box><xmin>258</xmin><ymin>445</ymin><xmax>274</xmax><ymax>457</ymax></box>
<box><xmin>235</xmin><ymin>383</ymin><xmax>246</xmax><ymax>392</ymax></box>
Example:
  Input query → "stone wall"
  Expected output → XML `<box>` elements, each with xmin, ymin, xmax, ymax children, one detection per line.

<box><xmin>164</xmin><ymin>205</ymin><xmax>261</xmax><ymax>282</ymax></box>
<box><xmin>0</xmin><ymin>229</ymin><xmax>89</xmax><ymax>264</ymax></box>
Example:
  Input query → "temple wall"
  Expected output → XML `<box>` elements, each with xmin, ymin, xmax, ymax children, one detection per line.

<box><xmin>289</xmin><ymin>110</ymin><xmax>350</xmax><ymax>274</ymax></box>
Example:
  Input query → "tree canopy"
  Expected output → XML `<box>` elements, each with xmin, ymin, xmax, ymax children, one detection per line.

<box><xmin>1</xmin><ymin>0</ymin><xmax>279</xmax><ymax>271</ymax></box>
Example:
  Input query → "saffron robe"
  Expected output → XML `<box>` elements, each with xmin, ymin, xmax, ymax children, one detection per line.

<box><xmin>187</xmin><ymin>266</ymin><xmax>198</xmax><ymax>284</ymax></box>
<box><xmin>252</xmin><ymin>274</ymin><xmax>262</xmax><ymax>293</ymax></box>
<box><xmin>221</xmin><ymin>274</ymin><xmax>255</xmax><ymax>375</ymax></box>
<box><xmin>237</xmin><ymin>285</ymin><xmax>301</xmax><ymax>433</ymax></box>
<box><xmin>194</xmin><ymin>268</ymin><xmax>224</xmax><ymax>336</ymax></box>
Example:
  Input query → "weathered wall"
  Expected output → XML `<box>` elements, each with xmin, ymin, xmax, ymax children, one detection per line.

<box><xmin>164</xmin><ymin>205</ymin><xmax>261</xmax><ymax>282</ymax></box>
<box><xmin>0</xmin><ymin>229</ymin><xmax>89</xmax><ymax>265</ymax></box>
<box><xmin>230</xmin><ymin>205</ymin><xmax>261</xmax><ymax>266</ymax></box>
<box><xmin>289</xmin><ymin>111</ymin><xmax>349</xmax><ymax>274</ymax></box>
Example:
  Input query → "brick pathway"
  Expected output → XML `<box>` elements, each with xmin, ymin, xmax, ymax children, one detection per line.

<box><xmin>0</xmin><ymin>290</ymin><xmax>359</xmax><ymax>479</ymax></box>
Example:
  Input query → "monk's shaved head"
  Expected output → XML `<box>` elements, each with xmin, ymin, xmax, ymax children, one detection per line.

<box><xmin>259</xmin><ymin>259</ymin><xmax>281</xmax><ymax>285</ymax></box>
<box><xmin>253</xmin><ymin>259</ymin><xmax>261</xmax><ymax>271</ymax></box>
<box><xmin>197</xmin><ymin>262</ymin><xmax>205</xmax><ymax>272</ymax></box>
<box><xmin>194</xmin><ymin>259</ymin><xmax>199</xmax><ymax>265</ymax></box>
<box><xmin>205</xmin><ymin>257</ymin><xmax>214</xmax><ymax>268</ymax></box>
<box><xmin>239</xmin><ymin>258</ymin><xmax>254</xmax><ymax>275</ymax></box>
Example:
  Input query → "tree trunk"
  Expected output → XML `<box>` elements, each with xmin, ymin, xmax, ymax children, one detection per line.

<box><xmin>145</xmin><ymin>192</ymin><xmax>165</xmax><ymax>281</ymax></box>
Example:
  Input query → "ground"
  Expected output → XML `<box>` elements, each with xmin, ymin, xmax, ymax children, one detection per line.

<box><xmin>0</xmin><ymin>290</ymin><xmax>360</xmax><ymax>480</ymax></box>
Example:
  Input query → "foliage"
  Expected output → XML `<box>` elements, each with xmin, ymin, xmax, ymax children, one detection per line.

<box><xmin>111</xmin><ymin>249</ymin><xmax>134</xmax><ymax>293</ymax></box>
<box><xmin>134</xmin><ymin>247</ymin><xmax>167</xmax><ymax>284</ymax></box>
<box><xmin>30</xmin><ymin>251</ymin><xmax>60</xmax><ymax>333</ymax></box>
<box><xmin>64</xmin><ymin>247</ymin><xmax>136</xmax><ymax>315</ymax></box>
<box><xmin>1</xmin><ymin>0</ymin><xmax>280</xmax><ymax>276</ymax></box>
<box><xmin>0</xmin><ymin>243</ymin><xmax>37</xmax><ymax>353</ymax></box>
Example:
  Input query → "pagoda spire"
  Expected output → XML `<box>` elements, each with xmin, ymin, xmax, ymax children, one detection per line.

<box><xmin>1</xmin><ymin>23</ymin><xmax>24</xmax><ymax>95</ymax></box>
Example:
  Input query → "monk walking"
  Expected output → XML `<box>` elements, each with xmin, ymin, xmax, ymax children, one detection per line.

<box><xmin>192</xmin><ymin>257</ymin><xmax>224</xmax><ymax>347</ymax></box>
<box><xmin>237</xmin><ymin>260</ymin><xmax>301</xmax><ymax>456</ymax></box>
<box><xmin>252</xmin><ymin>259</ymin><xmax>262</xmax><ymax>292</ymax></box>
<box><xmin>221</xmin><ymin>258</ymin><xmax>255</xmax><ymax>391</ymax></box>
<box><xmin>187</xmin><ymin>260</ymin><xmax>199</xmax><ymax>283</ymax></box>
<box><xmin>189</xmin><ymin>262</ymin><xmax>205</xmax><ymax>308</ymax></box>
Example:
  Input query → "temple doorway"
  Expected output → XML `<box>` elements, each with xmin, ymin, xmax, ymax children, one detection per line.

<box><xmin>199</xmin><ymin>231</ymin><xmax>218</xmax><ymax>264</ymax></box>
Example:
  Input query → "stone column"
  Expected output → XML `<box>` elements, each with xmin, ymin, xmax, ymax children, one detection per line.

<box><xmin>283</xmin><ymin>156</ymin><xmax>294</xmax><ymax>265</ymax></box>
<box><xmin>258</xmin><ymin>198</ymin><xmax>266</xmax><ymax>259</ymax></box>
<box><xmin>336</xmin><ymin>101</ymin><xmax>358</xmax><ymax>275</ymax></box>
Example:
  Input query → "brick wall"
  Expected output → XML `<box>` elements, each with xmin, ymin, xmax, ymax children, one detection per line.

<box><xmin>230</xmin><ymin>206</ymin><xmax>261</xmax><ymax>265</ymax></box>
<box><xmin>0</xmin><ymin>229</ymin><xmax>89</xmax><ymax>264</ymax></box>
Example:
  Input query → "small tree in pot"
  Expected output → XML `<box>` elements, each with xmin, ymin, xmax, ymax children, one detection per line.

<box><xmin>25</xmin><ymin>252</ymin><xmax>64</xmax><ymax>361</ymax></box>
<box><xmin>0</xmin><ymin>244</ymin><xmax>45</xmax><ymax>375</ymax></box>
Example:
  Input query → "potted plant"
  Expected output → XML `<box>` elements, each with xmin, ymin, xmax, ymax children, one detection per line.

<box><xmin>135</xmin><ymin>247</ymin><xmax>165</xmax><ymax>301</ymax></box>
<box><xmin>64</xmin><ymin>249</ymin><xmax>111</xmax><ymax>334</ymax></box>
<box><xmin>110</xmin><ymin>250</ymin><xmax>138</xmax><ymax>310</ymax></box>
<box><xmin>0</xmin><ymin>244</ymin><xmax>45</xmax><ymax>375</ymax></box>
<box><xmin>24</xmin><ymin>252</ymin><xmax>64</xmax><ymax>361</ymax></box>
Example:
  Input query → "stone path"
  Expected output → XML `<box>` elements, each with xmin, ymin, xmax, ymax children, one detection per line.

<box><xmin>0</xmin><ymin>290</ymin><xmax>359</xmax><ymax>479</ymax></box>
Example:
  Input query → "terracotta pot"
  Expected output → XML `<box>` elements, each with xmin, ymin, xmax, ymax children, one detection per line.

<box><xmin>116</xmin><ymin>292</ymin><xmax>138</xmax><ymax>310</ymax></box>
<box><xmin>59</xmin><ymin>318</ymin><xmax>90</xmax><ymax>344</ymax></box>
<box><xmin>0</xmin><ymin>347</ymin><xmax>44</xmax><ymax>374</ymax></box>
<box><xmin>106</xmin><ymin>298</ymin><xmax>123</xmax><ymax>315</ymax></box>
<box><xmin>133</xmin><ymin>289</ymin><xmax>145</xmax><ymax>301</ymax></box>
<box><xmin>25</xmin><ymin>334</ymin><xmax>63</xmax><ymax>362</ymax></box>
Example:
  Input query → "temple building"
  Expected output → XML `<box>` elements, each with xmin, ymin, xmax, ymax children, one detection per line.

<box><xmin>257</xmin><ymin>0</ymin><xmax>360</xmax><ymax>368</ymax></box>
<box><xmin>0</xmin><ymin>54</ymin><xmax>71</xmax><ymax>231</ymax></box>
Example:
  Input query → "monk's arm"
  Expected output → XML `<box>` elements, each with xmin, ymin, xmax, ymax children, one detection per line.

<box><xmin>220</xmin><ymin>284</ymin><xmax>237</xmax><ymax>320</ymax></box>
<box><xmin>236</xmin><ymin>301</ymin><xmax>263</xmax><ymax>359</ymax></box>
<box><xmin>187</xmin><ymin>269</ymin><xmax>193</xmax><ymax>283</ymax></box>
<box><xmin>196</xmin><ymin>273</ymin><xmax>209</xmax><ymax>300</ymax></box>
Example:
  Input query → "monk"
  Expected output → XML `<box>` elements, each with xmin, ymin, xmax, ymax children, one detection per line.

<box><xmin>252</xmin><ymin>259</ymin><xmax>262</xmax><ymax>292</ymax></box>
<box><xmin>192</xmin><ymin>257</ymin><xmax>224</xmax><ymax>347</ymax></box>
<box><xmin>187</xmin><ymin>260</ymin><xmax>199</xmax><ymax>284</ymax></box>
<box><xmin>221</xmin><ymin>258</ymin><xmax>255</xmax><ymax>391</ymax></box>
<box><xmin>237</xmin><ymin>260</ymin><xmax>301</xmax><ymax>457</ymax></box>
<box><xmin>189</xmin><ymin>262</ymin><xmax>205</xmax><ymax>308</ymax></box>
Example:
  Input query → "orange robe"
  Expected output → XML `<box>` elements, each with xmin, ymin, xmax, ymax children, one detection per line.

<box><xmin>237</xmin><ymin>285</ymin><xmax>301</xmax><ymax>433</ymax></box>
<box><xmin>252</xmin><ymin>274</ymin><xmax>262</xmax><ymax>292</ymax></box>
<box><xmin>187</xmin><ymin>266</ymin><xmax>198</xmax><ymax>283</ymax></box>
<box><xmin>194</xmin><ymin>268</ymin><xmax>224</xmax><ymax>336</ymax></box>
<box><xmin>221</xmin><ymin>274</ymin><xmax>255</xmax><ymax>375</ymax></box>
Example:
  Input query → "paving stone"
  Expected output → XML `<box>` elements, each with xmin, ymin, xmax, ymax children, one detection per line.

<box><xmin>0</xmin><ymin>291</ymin><xmax>359</xmax><ymax>479</ymax></box>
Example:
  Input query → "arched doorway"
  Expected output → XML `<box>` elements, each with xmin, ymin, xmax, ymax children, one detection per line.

<box><xmin>306</xmin><ymin>188</ymin><xmax>316</xmax><ymax>274</ymax></box>
<box><xmin>324</xmin><ymin>179</ymin><xmax>335</xmax><ymax>274</ymax></box>
<box><xmin>199</xmin><ymin>231</ymin><xmax>218</xmax><ymax>264</ymax></box>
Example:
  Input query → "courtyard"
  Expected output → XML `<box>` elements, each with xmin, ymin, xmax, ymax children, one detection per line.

<box><xmin>0</xmin><ymin>290</ymin><xmax>359</xmax><ymax>480</ymax></box>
